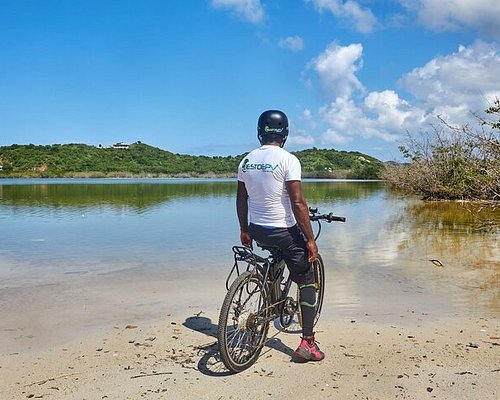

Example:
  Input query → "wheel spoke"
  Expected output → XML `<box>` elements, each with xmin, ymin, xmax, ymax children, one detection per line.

<box><xmin>227</xmin><ymin>327</ymin><xmax>239</xmax><ymax>345</ymax></box>
<box><xmin>218</xmin><ymin>271</ymin><xmax>270</xmax><ymax>371</ymax></box>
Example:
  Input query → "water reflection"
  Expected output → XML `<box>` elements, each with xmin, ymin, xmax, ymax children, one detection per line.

<box><xmin>0</xmin><ymin>179</ymin><xmax>498</xmax><ymax>318</ymax></box>
<box><xmin>393</xmin><ymin>200</ymin><xmax>499</xmax><ymax>233</ymax></box>
<box><xmin>303</xmin><ymin>180</ymin><xmax>384</xmax><ymax>202</ymax></box>
<box><xmin>386</xmin><ymin>200</ymin><xmax>499</xmax><ymax>313</ymax></box>
<box><xmin>0</xmin><ymin>179</ymin><xmax>237</xmax><ymax>215</ymax></box>
<box><xmin>0</xmin><ymin>179</ymin><xmax>385</xmax><ymax>214</ymax></box>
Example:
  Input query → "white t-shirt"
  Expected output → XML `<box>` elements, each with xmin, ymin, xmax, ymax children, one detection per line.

<box><xmin>237</xmin><ymin>145</ymin><xmax>302</xmax><ymax>228</ymax></box>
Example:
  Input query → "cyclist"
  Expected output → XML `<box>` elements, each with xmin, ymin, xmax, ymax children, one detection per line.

<box><xmin>236</xmin><ymin>109</ymin><xmax>325</xmax><ymax>362</ymax></box>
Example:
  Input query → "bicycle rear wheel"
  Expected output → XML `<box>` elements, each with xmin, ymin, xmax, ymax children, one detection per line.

<box><xmin>217</xmin><ymin>271</ymin><xmax>270</xmax><ymax>373</ymax></box>
<box><xmin>297</xmin><ymin>254</ymin><xmax>325</xmax><ymax>328</ymax></box>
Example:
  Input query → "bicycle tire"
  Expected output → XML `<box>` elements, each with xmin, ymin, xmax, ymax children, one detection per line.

<box><xmin>279</xmin><ymin>296</ymin><xmax>297</xmax><ymax>329</ymax></box>
<box><xmin>297</xmin><ymin>254</ymin><xmax>325</xmax><ymax>328</ymax></box>
<box><xmin>217</xmin><ymin>271</ymin><xmax>270</xmax><ymax>373</ymax></box>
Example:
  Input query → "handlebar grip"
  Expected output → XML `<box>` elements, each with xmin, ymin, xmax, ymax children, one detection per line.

<box><xmin>328</xmin><ymin>215</ymin><xmax>346</xmax><ymax>223</ymax></box>
<box><xmin>309</xmin><ymin>213</ymin><xmax>346</xmax><ymax>222</ymax></box>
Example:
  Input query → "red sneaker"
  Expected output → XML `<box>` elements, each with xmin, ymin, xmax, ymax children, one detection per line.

<box><xmin>294</xmin><ymin>335</ymin><xmax>325</xmax><ymax>361</ymax></box>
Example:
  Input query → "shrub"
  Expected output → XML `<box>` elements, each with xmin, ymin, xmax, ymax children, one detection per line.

<box><xmin>383</xmin><ymin>99</ymin><xmax>500</xmax><ymax>200</ymax></box>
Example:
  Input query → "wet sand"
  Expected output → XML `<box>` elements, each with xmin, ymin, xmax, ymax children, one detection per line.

<box><xmin>1</xmin><ymin>265</ymin><xmax>499</xmax><ymax>400</ymax></box>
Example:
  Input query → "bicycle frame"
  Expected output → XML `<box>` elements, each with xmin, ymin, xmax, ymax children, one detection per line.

<box><xmin>218</xmin><ymin>208</ymin><xmax>345</xmax><ymax>373</ymax></box>
<box><xmin>225</xmin><ymin>245</ymin><xmax>292</xmax><ymax>323</ymax></box>
<box><xmin>225</xmin><ymin>209</ymin><xmax>345</xmax><ymax>316</ymax></box>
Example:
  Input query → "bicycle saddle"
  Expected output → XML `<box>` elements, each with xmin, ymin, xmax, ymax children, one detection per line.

<box><xmin>255</xmin><ymin>242</ymin><xmax>281</xmax><ymax>255</ymax></box>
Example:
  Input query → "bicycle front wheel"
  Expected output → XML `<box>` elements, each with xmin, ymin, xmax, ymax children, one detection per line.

<box><xmin>217</xmin><ymin>271</ymin><xmax>270</xmax><ymax>373</ymax></box>
<box><xmin>298</xmin><ymin>254</ymin><xmax>326</xmax><ymax>328</ymax></box>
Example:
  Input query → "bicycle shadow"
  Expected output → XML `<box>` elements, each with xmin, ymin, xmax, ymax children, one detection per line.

<box><xmin>261</xmin><ymin>332</ymin><xmax>295</xmax><ymax>358</ymax></box>
<box><xmin>182</xmin><ymin>316</ymin><xmax>295</xmax><ymax>376</ymax></box>
<box><xmin>182</xmin><ymin>316</ymin><xmax>230</xmax><ymax>377</ymax></box>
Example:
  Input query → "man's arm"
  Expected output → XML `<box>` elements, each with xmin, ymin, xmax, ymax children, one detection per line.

<box><xmin>286</xmin><ymin>180</ymin><xmax>318</xmax><ymax>262</ymax></box>
<box><xmin>236</xmin><ymin>180</ymin><xmax>252</xmax><ymax>248</ymax></box>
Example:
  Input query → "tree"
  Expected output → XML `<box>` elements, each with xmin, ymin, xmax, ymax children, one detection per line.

<box><xmin>383</xmin><ymin>99</ymin><xmax>500</xmax><ymax>200</ymax></box>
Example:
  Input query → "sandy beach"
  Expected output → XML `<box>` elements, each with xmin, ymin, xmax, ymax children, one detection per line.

<box><xmin>2</xmin><ymin>298</ymin><xmax>499</xmax><ymax>400</ymax></box>
<box><xmin>1</xmin><ymin>245</ymin><xmax>499</xmax><ymax>400</ymax></box>
<box><xmin>1</xmin><ymin>180</ymin><xmax>499</xmax><ymax>399</ymax></box>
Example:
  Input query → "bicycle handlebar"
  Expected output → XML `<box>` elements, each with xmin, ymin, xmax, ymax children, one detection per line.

<box><xmin>309</xmin><ymin>208</ymin><xmax>346</xmax><ymax>223</ymax></box>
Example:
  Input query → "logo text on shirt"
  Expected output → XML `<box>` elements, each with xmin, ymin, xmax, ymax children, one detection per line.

<box><xmin>241</xmin><ymin>158</ymin><xmax>278</xmax><ymax>173</ymax></box>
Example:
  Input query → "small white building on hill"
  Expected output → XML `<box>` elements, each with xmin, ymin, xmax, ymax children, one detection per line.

<box><xmin>112</xmin><ymin>142</ymin><xmax>130</xmax><ymax>149</ymax></box>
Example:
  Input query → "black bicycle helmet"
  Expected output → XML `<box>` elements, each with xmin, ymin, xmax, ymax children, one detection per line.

<box><xmin>257</xmin><ymin>110</ymin><xmax>289</xmax><ymax>146</ymax></box>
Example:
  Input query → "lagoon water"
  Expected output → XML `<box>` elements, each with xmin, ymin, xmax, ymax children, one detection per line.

<box><xmin>0</xmin><ymin>178</ymin><xmax>498</xmax><ymax>352</ymax></box>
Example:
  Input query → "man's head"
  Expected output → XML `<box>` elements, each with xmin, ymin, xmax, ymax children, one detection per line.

<box><xmin>257</xmin><ymin>110</ymin><xmax>289</xmax><ymax>147</ymax></box>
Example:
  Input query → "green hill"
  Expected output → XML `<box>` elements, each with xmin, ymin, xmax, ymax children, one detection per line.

<box><xmin>0</xmin><ymin>142</ymin><xmax>384</xmax><ymax>179</ymax></box>
<box><xmin>294</xmin><ymin>148</ymin><xmax>384</xmax><ymax>179</ymax></box>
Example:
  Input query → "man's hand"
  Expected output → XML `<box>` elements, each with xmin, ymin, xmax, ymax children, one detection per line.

<box><xmin>240</xmin><ymin>231</ymin><xmax>253</xmax><ymax>249</ymax></box>
<box><xmin>306</xmin><ymin>239</ymin><xmax>318</xmax><ymax>262</ymax></box>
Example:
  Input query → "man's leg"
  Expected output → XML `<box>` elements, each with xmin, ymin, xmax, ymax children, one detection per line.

<box><xmin>277</xmin><ymin>226</ymin><xmax>325</xmax><ymax>362</ymax></box>
<box><xmin>247</xmin><ymin>224</ymin><xmax>324</xmax><ymax>361</ymax></box>
<box><xmin>298</xmin><ymin>283</ymin><xmax>316</xmax><ymax>337</ymax></box>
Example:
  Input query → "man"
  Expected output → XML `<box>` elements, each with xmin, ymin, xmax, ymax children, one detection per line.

<box><xmin>236</xmin><ymin>109</ymin><xmax>324</xmax><ymax>362</ymax></box>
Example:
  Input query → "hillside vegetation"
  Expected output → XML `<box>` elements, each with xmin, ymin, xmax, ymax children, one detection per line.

<box><xmin>0</xmin><ymin>142</ymin><xmax>384</xmax><ymax>179</ymax></box>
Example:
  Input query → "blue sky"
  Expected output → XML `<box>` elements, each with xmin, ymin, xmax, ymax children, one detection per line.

<box><xmin>1</xmin><ymin>0</ymin><xmax>499</xmax><ymax>161</ymax></box>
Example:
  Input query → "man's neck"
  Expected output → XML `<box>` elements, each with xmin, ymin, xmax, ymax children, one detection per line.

<box><xmin>262</xmin><ymin>141</ymin><xmax>282</xmax><ymax>147</ymax></box>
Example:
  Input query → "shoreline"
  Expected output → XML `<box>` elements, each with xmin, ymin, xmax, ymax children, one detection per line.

<box><xmin>1</xmin><ymin>260</ymin><xmax>499</xmax><ymax>399</ymax></box>
<box><xmin>0</xmin><ymin>173</ymin><xmax>376</xmax><ymax>182</ymax></box>
<box><xmin>2</xmin><ymin>256</ymin><xmax>497</xmax><ymax>357</ymax></box>
<box><xmin>2</xmin><ymin>311</ymin><xmax>498</xmax><ymax>400</ymax></box>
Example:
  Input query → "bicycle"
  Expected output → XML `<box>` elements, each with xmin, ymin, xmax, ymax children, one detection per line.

<box><xmin>217</xmin><ymin>208</ymin><xmax>345</xmax><ymax>373</ymax></box>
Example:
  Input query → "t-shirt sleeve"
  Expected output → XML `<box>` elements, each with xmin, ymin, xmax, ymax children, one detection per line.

<box><xmin>237</xmin><ymin>156</ymin><xmax>247</xmax><ymax>182</ymax></box>
<box><xmin>284</xmin><ymin>154</ymin><xmax>302</xmax><ymax>181</ymax></box>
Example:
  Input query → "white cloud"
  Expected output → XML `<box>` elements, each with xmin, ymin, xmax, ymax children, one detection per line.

<box><xmin>307</xmin><ymin>44</ymin><xmax>409</xmax><ymax>145</ymax></box>
<box><xmin>302</xmin><ymin>41</ymin><xmax>500</xmax><ymax>150</ymax></box>
<box><xmin>288</xmin><ymin>130</ymin><xmax>316</xmax><ymax>146</ymax></box>
<box><xmin>301</xmin><ymin>108</ymin><xmax>318</xmax><ymax>128</ymax></box>
<box><xmin>307</xmin><ymin>42</ymin><xmax>365</xmax><ymax>99</ymax></box>
<box><xmin>305</xmin><ymin>0</ymin><xmax>378</xmax><ymax>33</ymax></box>
<box><xmin>399</xmin><ymin>41</ymin><xmax>500</xmax><ymax>118</ymax></box>
<box><xmin>319</xmin><ymin>96</ymin><xmax>405</xmax><ymax>144</ymax></box>
<box><xmin>364</xmin><ymin>90</ymin><xmax>425</xmax><ymax>132</ymax></box>
<box><xmin>319</xmin><ymin>97</ymin><xmax>365</xmax><ymax>133</ymax></box>
<box><xmin>400</xmin><ymin>0</ymin><xmax>500</xmax><ymax>38</ymax></box>
<box><xmin>303</xmin><ymin>108</ymin><xmax>313</xmax><ymax>121</ymax></box>
<box><xmin>278</xmin><ymin>36</ymin><xmax>305</xmax><ymax>52</ymax></box>
<box><xmin>322</xmin><ymin>128</ymin><xmax>352</xmax><ymax>145</ymax></box>
<box><xmin>212</xmin><ymin>0</ymin><xmax>264</xmax><ymax>24</ymax></box>
<box><xmin>288</xmin><ymin>119</ymin><xmax>316</xmax><ymax>146</ymax></box>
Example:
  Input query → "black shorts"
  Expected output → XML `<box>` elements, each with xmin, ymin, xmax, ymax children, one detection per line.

<box><xmin>248</xmin><ymin>223</ymin><xmax>314</xmax><ymax>285</ymax></box>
